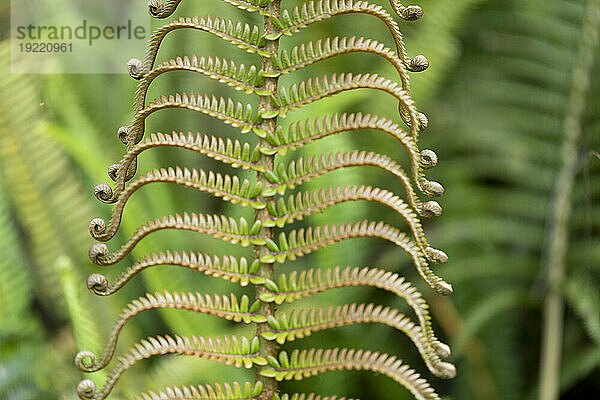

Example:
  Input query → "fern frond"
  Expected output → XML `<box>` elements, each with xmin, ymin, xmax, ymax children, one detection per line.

<box><xmin>565</xmin><ymin>275</ymin><xmax>600</xmax><ymax>345</ymax></box>
<box><xmin>76</xmin><ymin>335</ymin><xmax>267</xmax><ymax>400</ymax></box>
<box><xmin>125</xmin><ymin>93</ymin><xmax>261</xmax><ymax>147</ymax></box>
<box><xmin>0</xmin><ymin>45</ymin><xmax>97</xmax><ymax>315</ymax></box>
<box><xmin>136</xmin><ymin>381</ymin><xmax>264</xmax><ymax>400</ymax></box>
<box><xmin>57</xmin><ymin>256</ymin><xmax>106</xmax><ymax>386</ymax></box>
<box><xmin>81</xmin><ymin>0</ymin><xmax>454</xmax><ymax>397</ymax></box>
<box><xmin>258</xmin><ymin>221</ymin><xmax>450</xmax><ymax>294</ymax></box>
<box><xmin>76</xmin><ymin>292</ymin><xmax>265</xmax><ymax>372</ymax></box>
<box><xmin>127</xmin><ymin>16</ymin><xmax>267</xmax><ymax>80</ymax></box>
<box><xmin>418</xmin><ymin>0</ymin><xmax>600</xmax><ymax>395</ymax></box>
<box><xmin>262</xmin><ymin>303</ymin><xmax>455</xmax><ymax>378</ymax></box>
<box><xmin>87</xmin><ymin>253</ymin><xmax>263</xmax><ymax>296</ymax></box>
<box><xmin>0</xmin><ymin>174</ymin><xmax>31</xmax><ymax>331</ymax></box>
<box><xmin>260</xmin><ymin>266</ymin><xmax>451</xmax><ymax>356</ymax></box>
<box><xmin>91</xmin><ymin>167</ymin><xmax>265</xmax><ymax>241</ymax></box>
<box><xmin>265</xmin><ymin>185</ymin><xmax>437</xmax><ymax>258</ymax></box>
<box><xmin>261</xmin><ymin>151</ymin><xmax>442</xmax><ymax>213</ymax></box>
<box><xmin>268</xmin><ymin>0</ymin><xmax>428</xmax><ymax>73</ymax></box>
<box><xmin>260</xmin><ymin>348</ymin><xmax>440</xmax><ymax>400</ymax></box>
<box><xmin>133</xmin><ymin>55</ymin><xmax>265</xmax><ymax>112</ymax></box>
<box><xmin>94</xmin><ymin>132</ymin><xmax>264</xmax><ymax>204</ymax></box>
<box><xmin>89</xmin><ymin>214</ymin><xmax>264</xmax><ymax>266</ymax></box>
<box><xmin>148</xmin><ymin>0</ymin><xmax>273</xmax><ymax>19</ymax></box>
<box><xmin>260</xmin><ymin>114</ymin><xmax>439</xmax><ymax>195</ymax></box>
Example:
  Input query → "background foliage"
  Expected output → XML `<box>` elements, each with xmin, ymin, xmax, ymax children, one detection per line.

<box><xmin>0</xmin><ymin>0</ymin><xmax>599</xmax><ymax>399</ymax></box>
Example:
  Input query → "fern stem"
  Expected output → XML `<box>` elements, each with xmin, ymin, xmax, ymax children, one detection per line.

<box><xmin>255</xmin><ymin>2</ymin><xmax>282</xmax><ymax>399</ymax></box>
<box><xmin>538</xmin><ymin>2</ymin><xmax>600</xmax><ymax>399</ymax></box>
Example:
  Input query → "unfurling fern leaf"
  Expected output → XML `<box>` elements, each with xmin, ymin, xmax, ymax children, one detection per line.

<box><xmin>76</xmin><ymin>1</ymin><xmax>455</xmax><ymax>399</ymax></box>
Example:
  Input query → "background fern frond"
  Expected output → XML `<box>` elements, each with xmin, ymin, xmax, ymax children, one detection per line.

<box><xmin>4</xmin><ymin>0</ymin><xmax>598</xmax><ymax>397</ymax></box>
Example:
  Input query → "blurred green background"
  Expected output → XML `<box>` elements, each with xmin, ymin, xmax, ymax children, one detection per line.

<box><xmin>0</xmin><ymin>0</ymin><xmax>599</xmax><ymax>399</ymax></box>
